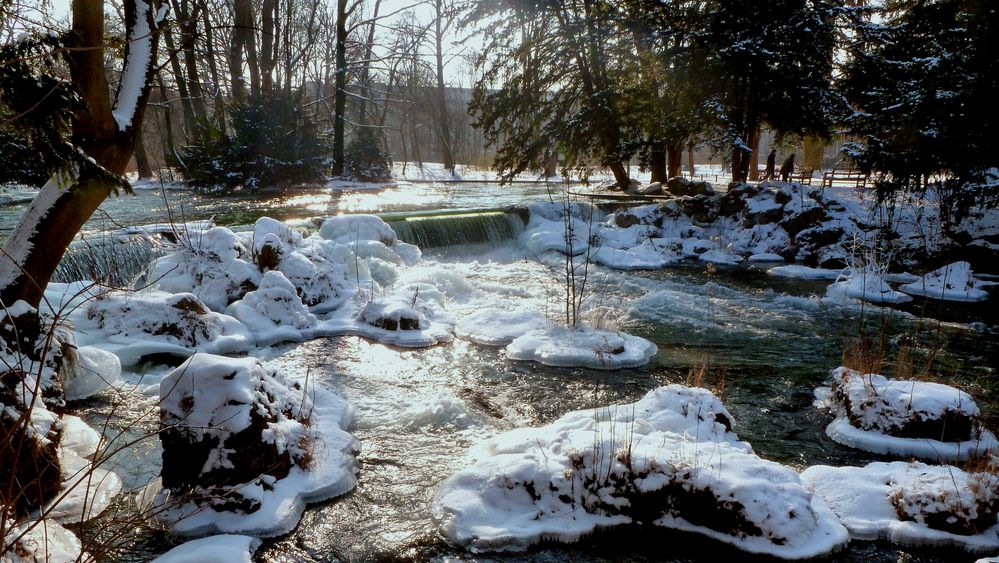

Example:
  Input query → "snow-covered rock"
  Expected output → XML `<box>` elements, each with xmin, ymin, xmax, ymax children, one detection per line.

<box><xmin>154</xmin><ymin>354</ymin><xmax>358</xmax><ymax>537</ymax></box>
<box><xmin>505</xmin><ymin>324</ymin><xmax>657</xmax><ymax>370</ymax></box>
<box><xmin>768</xmin><ymin>265</ymin><xmax>845</xmax><ymax>280</ymax></box>
<box><xmin>83</xmin><ymin>289</ymin><xmax>254</xmax><ymax>367</ymax></box>
<box><xmin>434</xmin><ymin>386</ymin><xmax>848</xmax><ymax>558</ymax></box>
<box><xmin>320</xmin><ymin>283</ymin><xmax>455</xmax><ymax>347</ymax></box>
<box><xmin>900</xmin><ymin>261</ymin><xmax>991</xmax><ymax>302</ymax></box>
<box><xmin>225</xmin><ymin>270</ymin><xmax>318</xmax><ymax>345</ymax></box>
<box><xmin>152</xmin><ymin>535</ymin><xmax>261</xmax><ymax>563</ymax></box>
<box><xmin>802</xmin><ymin>461</ymin><xmax>999</xmax><ymax>551</ymax></box>
<box><xmin>814</xmin><ymin>367</ymin><xmax>997</xmax><ymax>461</ymax></box>
<box><xmin>826</xmin><ymin>267</ymin><xmax>912</xmax><ymax>305</ymax></box>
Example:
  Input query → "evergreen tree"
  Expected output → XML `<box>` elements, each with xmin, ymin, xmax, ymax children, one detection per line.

<box><xmin>690</xmin><ymin>0</ymin><xmax>841</xmax><ymax>181</ymax></box>
<box><xmin>179</xmin><ymin>93</ymin><xmax>332</xmax><ymax>191</ymax></box>
<box><xmin>840</xmin><ymin>0</ymin><xmax>999</xmax><ymax>227</ymax></box>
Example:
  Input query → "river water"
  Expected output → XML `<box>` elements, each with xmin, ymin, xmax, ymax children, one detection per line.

<box><xmin>3</xmin><ymin>183</ymin><xmax>997</xmax><ymax>562</ymax></box>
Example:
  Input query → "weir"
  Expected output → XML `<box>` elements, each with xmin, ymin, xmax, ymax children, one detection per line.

<box><xmin>388</xmin><ymin>210</ymin><xmax>526</xmax><ymax>248</ymax></box>
<box><xmin>53</xmin><ymin>235</ymin><xmax>163</xmax><ymax>287</ymax></box>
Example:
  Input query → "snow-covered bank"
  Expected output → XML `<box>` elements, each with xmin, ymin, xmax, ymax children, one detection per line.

<box><xmin>434</xmin><ymin>386</ymin><xmax>848</xmax><ymax>559</ymax></box>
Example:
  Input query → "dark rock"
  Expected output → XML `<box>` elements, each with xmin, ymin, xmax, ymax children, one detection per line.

<box><xmin>680</xmin><ymin>195</ymin><xmax>720</xmax><ymax>225</ymax></box>
<box><xmin>667</xmin><ymin>176</ymin><xmax>714</xmax><ymax>197</ymax></box>
<box><xmin>614</xmin><ymin>212</ymin><xmax>643</xmax><ymax>228</ymax></box>
<box><xmin>781</xmin><ymin>207</ymin><xmax>829</xmax><ymax>237</ymax></box>
<box><xmin>0</xmin><ymin>370</ymin><xmax>62</xmax><ymax>519</ymax></box>
<box><xmin>796</xmin><ymin>225</ymin><xmax>846</xmax><ymax>249</ymax></box>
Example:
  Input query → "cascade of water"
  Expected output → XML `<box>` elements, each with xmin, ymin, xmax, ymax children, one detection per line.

<box><xmin>389</xmin><ymin>211</ymin><xmax>525</xmax><ymax>248</ymax></box>
<box><xmin>53</xmin><ymin>234</ymin><xmax>164</xmax><ymax>287</ymax></box>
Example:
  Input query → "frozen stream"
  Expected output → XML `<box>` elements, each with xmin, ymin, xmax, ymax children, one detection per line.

<box><xmin>6</xmin><ymin>183</ymin><xmax>996</xmax><ymax>561</ymax></box>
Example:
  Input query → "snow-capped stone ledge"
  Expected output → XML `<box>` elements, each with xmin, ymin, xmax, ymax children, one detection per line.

<box><xmin>151</xmin><ymin>534</ymin><xmax>261</xmax><ymax>563</ymax></box>
<box><xmin>505</xmin><ymin>324</ymin><xmax>657</xmax><ymax>370</ymax></box>
<box><xmin>802</xmin><ymin>461</ymin><xmax>999</xmax><ymax>552</ymax></box>
<box><xmin>434</xmin><ymin>386</ymin><xmax>848</xmax><ymax>559</ymax></box>
<box><xmin>814</xmin><ymin>367</ymin><xmax>997</xmax><ymax>461</ymax></box>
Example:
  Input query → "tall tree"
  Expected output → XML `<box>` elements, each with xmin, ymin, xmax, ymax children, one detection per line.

<box><xmin>840</xmin><ymin>0</ymin><xmax>999</xmax><ymax>227</ymax></box>
<box><xmin>0</xmin><ymin>0</ymin><xmax>167</xmax><ymax>308</ymax></box>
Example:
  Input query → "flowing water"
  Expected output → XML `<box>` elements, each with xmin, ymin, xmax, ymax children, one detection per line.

<box><xmin>4</xmin><ymin>183</ymin><xmax>997</xmax><ymax>562</ymax></box>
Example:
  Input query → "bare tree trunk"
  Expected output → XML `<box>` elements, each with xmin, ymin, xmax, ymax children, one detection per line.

<box><xmin>0</xmin><ymin>0</ymin><xmax>163</xmax><ymax>308</ymax></box>
<box><xmin>608</xmin><ymin>161</ymin><xmax>630</xmax><ymax>188</ymax></box>
<box><xmin>163</xmin><ymin>26</ymin><xmax>196</xmax><ymax>135</ymax></box>
<box><xmin>134</xmin><ymin>129</ymin><xmax>153</xmax><ymax>179</ymax></box>
<box><xmin>433</xmin><ymin>0</ymin><xmax>455</xmax><ymax>172</ymax></box>
<box><xmin>260</xmin><ymin>0</ymin><xmax>276</xmax><ymax>93</ymax></box>
<box><xmin>688</xmin><ymin>147</ymin><xmax>695</xmax><ymax>175</ymax></box>
<box><xmin>331</xmin><ymin>0</ymin><xmax>348</xmax><ymax>176</ymax></box>
<box><xmin>803</xmin><ymin>135</ymin><xmax>825</xmax><ymax>170</ymax></box>
<box><xmin>748</xmin><ymin>128</ymin><xmax>761</xmax><ymax>181</ymax></box>
<box><xmin>356</xmin><ymin>0</ymin><xmax>382</xmax><ymax>126</ymax></box>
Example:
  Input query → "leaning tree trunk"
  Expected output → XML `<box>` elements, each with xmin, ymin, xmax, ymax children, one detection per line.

<box><xmin>0</xmin><ymin>0</ymin><xmax>164</xmax><ymax>309</ymax></box>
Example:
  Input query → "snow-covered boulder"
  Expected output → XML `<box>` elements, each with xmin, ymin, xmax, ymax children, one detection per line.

<box><xmin>505</xmin><ymin>325</ymin><xmax>657</xmax><ymax>370</ymax></box>
<box><xmin>146</xmin><ymin>226</ymin><xmax>261</xmax><ymax>311</ymax></box>
<box><xmin>802</xmin><ymin>461</ymin><xmax>999</xmax><ymax>551</ymax></box>
<box><xmin>826</xmin><ymin>267</ymin><xmax>912</xmax><ymax>305</ymax></box>
<box><xmin>814</xmin><ymin>367</ymin><xmax>997</xmax><ymax>461</ymax></box>
<box><xmin>335</xmin><ymin>283</ymin><xmax>454</xmax><ymax>347</ymax></box>
<box><xmin>434</xmin><ymin>386</ymin><xmax>848</xmax><ymax>558</ymax></box>
<box><xmin>84</xmin><ymin>289</ymin><xmax>254</xmax><ymax>366</ymax></box>
<box><xmin>900</xmin><ymin>261</ymin><xmax>991</xmax><ymax>302</ymax></box>
<box><xmin>155</xmin><ymin>354</ymin><xmax>358</xmax><ymax>536</ymax></box>
<box><xmin>152</xmin><ymin>535</ymin><xmax>261</xmax><ymax>563</ymax></box>
<box><xmin>319</xmin><ymin>214</ymin><xmax>397</xmax><ymax>245</ymax></box>
<box><xmin>768</xmin><ymin>265</ymin><xmax>844</xmax><ymax>280</ymax></box>
<box><xmin>225</xmin><ymin>270</ymin><xmax>318</xmax><ymax>345</ymax></box>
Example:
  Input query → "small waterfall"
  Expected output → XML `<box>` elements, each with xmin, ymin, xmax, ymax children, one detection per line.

<box><xmin>389</xmin><ymin>211</ymin><xmax>525</xmax><ymax>248</ymax></box>
<box><xmin>53</xmin><ymin>234</ymin><xmax>164</xmax><ymax>286</ymax></box>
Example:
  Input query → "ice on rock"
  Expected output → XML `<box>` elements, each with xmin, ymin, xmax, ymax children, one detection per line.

<box><xmin>434</xmin><ymin>386</ymin><xmax>848</xmax><ymax>559</ymax></box>
<box><xmin>801</xmin><ymin>461</ymin><xmax>999</xmax><ymax>552</ymax></box>
<box><xmin>505</xmin><ymin>324</ymin><xmax>657</xmax><ymax>370</ymax></box>
<box><xmin>82</xmin><ymin>289</ymin><xmax>254</xmax><ymax>367</ymax></box>
<box><xmin>3</xmin><ymin>519</ymin><xmax>84</xmax><ymax>562</ymax></box>
<box><xmin>814</xmin><ymin>367</ymin><xmax>997</xmax><ymax>461</ymax></box>
<box><xmin>456</xmin><ymin>308</ymin><xmax>549</xmax><ymax>346</ymax></box>
<box><xmin>591</xmin><ymin>238</ymin><xmax>681</xmax><ymax>270</ymax></box>
<box><xmin>698</xmin><ymin>248</ymin><xmax>743</xmax><ymax>265</ymax></box>
<box><xmin>826</xmin><ymin>267</ymin><xmax>912</xmax><ymax>305</ymax></box>
<box><xmin>768</xmin><ymin>265</ymin><xmax>845</xmax><ymax>280</ymax></box>
<box><xmin>226</xmin><ymin>270</ymin><xmax>318</xmax><ymax>345</ymax></box>
<box><xmin>900</xmin><ymin>261</ymin><xmax>990</xmax><ymax>302</ymax></box>
<box><xmin>152</xmin><ymin>535</ymin><xmax>261</xmax><ymax>563</ymax></box>
<box><xmin>154</xmin><ymin>354</ymin><xmax>358</xmax><ymax>537</ymax></box>
<box><xmin>59</xmin><ymin>345</ymin><xmax>121</xmax><ymax>401</ymax></box>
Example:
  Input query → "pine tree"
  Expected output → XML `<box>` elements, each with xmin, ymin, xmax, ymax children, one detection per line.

<box><xmin>840</xmin><ymin>0</ymin><xmax>999</xmax><ymax>227</ymax></box>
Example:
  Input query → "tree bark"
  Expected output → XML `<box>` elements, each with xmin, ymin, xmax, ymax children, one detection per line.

<box><xmin>0</xmin><ymin>0</ymin><xmax>164</xmax><ymax>308</ymax></box>
<box><xmin>803</xmin><ymin>135</ymin><xmax>825</xmax><ymax>170</ymax></box>
<box><xmin>688</xmin><ymin>147</ymin><xmax>695</xmax><ymax>176</ymax></box>
<box><xmin>748</xmin><ymin>128</ymin><xmax>761</xmax><ymax>181</ymax></box>
<box><xmin>134</xmin><ymin>129</ymin><xmax>154</xmax><ymax>179</ymax></box>
<box><xmin>433</xmin><ymin>0</ymin><xmax>455</xmax><ymax>172</ymax></box>
<box><xmin>666</xmin><ymin>144</ymin><xmax>682</xmax><ymax>178</ymax></box>
<box><xmin>260</xmin><ymin>0</ymin><xmax>276</xmax><ymax>93</ymax></box>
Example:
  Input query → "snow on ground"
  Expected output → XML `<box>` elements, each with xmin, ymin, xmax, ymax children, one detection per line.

<box><xmin>434</xmin><ymin>385</ymin><xmax>848</xmax><ymax>558</ymax></box>
<box><xmin>802</xmin><ymin>461</ymin><xmax>999</xmax><ymax>552</ymax></box>
<box><xmin>900</xmin><ymin>261</ymin><xmax>991</xmax><ymax>302</ymax></box>
<box><xmin>505</xmin><ymin>324</ymin><xmax>657</xmax><ymax>369</ymax></box>
<box><xmin>151</xmin><ymin>535</ymin><xmax>261</xmax><ymax>563</ymax></box>
<box><xmin>152</xmin><ymin>354</ymin><xmax>358</xmax><ymax>537</ymax></box>
<box><xmin>814</xmin><ymin>367</ymin><xmax>998</xmax><ymax>461</ymax></box>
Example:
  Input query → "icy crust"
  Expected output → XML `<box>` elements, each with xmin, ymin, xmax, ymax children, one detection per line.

<box><xmin>768</xmin><ymin>265</ymin><xmax>844</xmax><ymax>280</ymax></box>
<box><xmin>826</xmin><ymin>267</ymin><xmax>912</xmax><ymax>305</ymax></box>
<box><xmin>815</xmin><ymin>368</ymin><xmax>997</xmax><ymax>461</ymax></box>
<box><xmin>83</xmin><ymin>289</ymin><xmax>254</xmax><ymax>367</ymax></box>
<box><xmin>59</xmin><ymin>345</ymin><xmax>121</xmax><ymax>401</ymax></box>
<box><xmin>900</xmin><ymin>261</ymin><xmax>991</xmax><ymax>302</ymax></box>
<box><xmin>151</xmin><ymin>534</ymin><xmax>261</xmax><ymax>563</ymax></box>
<box><xmin>3</xmin><ymin>519</ymin><xmax>84</xmax><ymax>563</ymax></box>
<box><xmin>801</xmin><ymin>462</ymin><xmax>999</xmax><ymax>552</ymax></box>
<box><xmin>44</xmin><ymin>415</ymin><xmax>122</xmax><ymax>523</ymax></box>
<box><xmin>434</xmin><ymin>386</ymin><xmax>848</xmax><ymax>559</ymax></box>
<box><xmin>455</xmin><ymin>308</ymin><xmax>548</xmax><ymax>346</ymax></box>
<box><xmin>154</xmin><ymin>355</ymin><xmax>358</xmax><ymax>537</ymax></box>
<box><xmin>505</xmin><ymin>325</ymin><xmax>657</xmax><ymax>370</ymax></box>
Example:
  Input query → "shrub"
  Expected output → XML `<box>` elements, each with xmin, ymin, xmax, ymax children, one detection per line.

<box><xmin>342</xmin><ymin>129</ymin><xmax>392</xmax><ymax>182</ymax></box>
